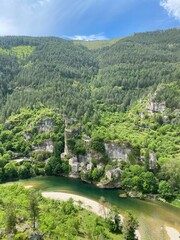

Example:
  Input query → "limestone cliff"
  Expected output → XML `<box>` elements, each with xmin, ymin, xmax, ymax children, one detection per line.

<box><xmin>104</xmin><ymin>143</ymin><xmax>131</xmax><ymax>161</ymax></box>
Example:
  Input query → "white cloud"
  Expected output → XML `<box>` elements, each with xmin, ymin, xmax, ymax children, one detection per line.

<box><xmin>66</xmin><ymin>33</ymin><xmax>108</xmax><ymax>41</ymax></box>
<box><xmin>160</xmin><ymin>0</ymin><xmax>180</xmax><ymax>20</ymax></box>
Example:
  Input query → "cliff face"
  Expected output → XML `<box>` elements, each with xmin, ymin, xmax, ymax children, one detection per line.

<box><xmin>61</xmin><ymin>136</ymin><xmax>133</xmax><ymax>187</ymax></box>
<box><xmin>37</xmin><ymin>119</ymin><xmax>54</xmax><ymax>133</ymax></box>
<box><xmin>104</xmin><ymin>143</ymin><xmax>131</xmax><ymax>161</ymax></box>
<box><xmin>146</xmin><ymin>100</ymin><xmax>166</xmax><ymax>114</ymax></box>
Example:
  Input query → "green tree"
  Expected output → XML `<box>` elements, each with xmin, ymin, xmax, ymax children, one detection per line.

<box><xmin>158</xmin><ymin>180</ymin><xmax>173</xmax><ymax>198</ymax></box>
<box><xmin>4</xmin><ymin>162</ymin><xmax>18</xmax><ymax>180</ymax></box>
<box><xmin>5</xmin><ymin>204</ymin><xmax>16</xmax><ymax>233</ymax></box>
<box><xmin>140</xmin><ymin>172</ymin><xmax>158</xmax><ymax>193</ymax></box>
<box><xmin>29</xmin><ymin>190</ymin><xmax>40</xmax><ymax>229</ymax></box>
<box><xmin>106</xmin><ymin>206</ymin><xmax>122</xmax><ymax>233</ymax></box>
<box><xmin>123</xmin><ymin>212</ymin><xmax>139</xmax><ymax>240</ymax></box>
<box><xmin>160</xmin><ymin>159</ymin><xmax>180</xmax><ymax>189</ymax></box>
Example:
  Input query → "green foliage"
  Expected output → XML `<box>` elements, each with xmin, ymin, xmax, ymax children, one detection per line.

<box><xmin>121</xmin><ymin>165</ymin><xmax>158</xmax><ymax>194</ymax></box>
<box><xmin>4</xmin><ymin>162</ymin><xmax>18</xmax><ymax>180</ymax></box>
<box><xmin>158</xmin><ymin>180</ymin><xmax>173</xmax><ymax>198</ymax></box>
<box><xmin>45</xmin><ymin>156</ymin><xmax>62</xmax><ymax>175</ymax></box>
<box><xmin>0</xmin><ymin>184</ymin><xmax>122</xmax><ymax>239</ymax></box>
<box><xmin>159</xmin><ymin>158</ymin><xmax>180</xmax><ymax>190</ymax></box>
<box><xmin>29</xmin><ymin>190</ymin><xmax>40</xmax><ymax>229</ymax></box>
<box><xmin>5</xmin><ymin>204</ymin><xmax>16</xmax><ymax>233</ymax></box>
<box><xmin>91</xmin><ymin>136</ymin><xmax>105</xmax><ymax>153</ymax></box>
<box><xmin>106</xmin><ymin>206</ymin><xmax>122</xmax><ymax>233</ymax></box>
<box><xmin>0</xmin><ymin>107</ymin><xmax>67</xmax><ymax>182</ymax></box>
<box><xmin>61</xmin><ymin>161</ymin><xmax>71</xmax><ymax>175</ymax></box>
<box><xmin>91</xmin><ymin>167</ymin><xmax>105</xmax><ymax>181</ymax></box>
<box><xmin>74</xmin><ymin>139</ymin><xmax>86</xmax><ymax>155</ymax></box>
<box><xmin>123</xmin><ymin>212</ymin><xmax>139</xmax><ymax>240</ymax></box>
<box><xmin>18</xmin><ymin>162</ymin><xmax>32</xmax><ymax>179</ymax></box>
<box><xmin>0</xmin><ymin>30</ymin><xmax>180</xmax><ymax>194</ymax></box>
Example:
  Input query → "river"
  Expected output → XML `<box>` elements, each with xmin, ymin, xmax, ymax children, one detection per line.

<box><xmin>19</xmin><ymin>176</ymin><xmax>180</xmax><ymax>240</ymax></box>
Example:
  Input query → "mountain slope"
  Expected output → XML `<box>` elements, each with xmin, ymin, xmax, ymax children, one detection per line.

<box><xmin>0</xmin><ymin>29</ymin><xmax>179</xmax><ymax>194</ymax></box>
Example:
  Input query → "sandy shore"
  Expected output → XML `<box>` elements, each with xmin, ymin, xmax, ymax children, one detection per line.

<box><xmin>42</xmin><ymin>191</ymin><xmax>141</xmax><ymax>239</ymax></box>
<box><xmin>165</xmin><ymin>226</ymin><xmax>180</xmax><ymax>240</ymax></box>
<box><xmin>42</xmin><ymin>191</ymin><xmax>110</xmax><ymax>218</ymax></box>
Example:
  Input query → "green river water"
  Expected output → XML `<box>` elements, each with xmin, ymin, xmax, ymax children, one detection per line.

<box><xmin>19</xmin><ymin>176</ymin><xmax>180</xmax><ymax>240</ymax></box>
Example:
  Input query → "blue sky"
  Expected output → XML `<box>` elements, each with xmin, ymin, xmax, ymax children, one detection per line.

<box><xmin>0</xmin><ymin>0</ymin><xmax>179</xmax><ymax>40</ymax></box>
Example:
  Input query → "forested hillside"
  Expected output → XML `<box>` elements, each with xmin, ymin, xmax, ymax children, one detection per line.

<box><xmin>0</xmin><ymin>29</ymin><xmax>180</xmax><ymax>200</ymax></box>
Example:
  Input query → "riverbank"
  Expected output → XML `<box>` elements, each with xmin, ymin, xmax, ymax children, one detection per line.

<box><xmin>42</xmin><ymin>191</ymin><xmax>141</xmax><ymax>240</ymax></box>
<box><xmin>42</xmin><ymin>191</ymin><xmax>110</xmax><ymax>218</ymax></box>
<box><xmin>16</xmin><ymin>176</ymin><xmax>180</xmax><ymax>240</ymax></box>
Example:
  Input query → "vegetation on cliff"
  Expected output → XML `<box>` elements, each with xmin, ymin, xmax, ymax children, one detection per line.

<box><xmin>0</xmin><ymin>29</ymin><xmax>179</xmax><ymax>200</ymax></box>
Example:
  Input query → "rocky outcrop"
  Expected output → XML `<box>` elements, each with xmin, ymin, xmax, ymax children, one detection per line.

<box><xmin>69</xmin><ymin>156</ymin><xmax>80</xmax><ymax>178</ymax></box>
<box><xmin>78</xmin><ymin>152</ymin><xmax>103</xmax><ymax>164</ymax></box>
<box><xmin>146</xmin><ymin>100</ymin><xmax>166</xmax><ymax>114</ymax></box>
<box><xmin>105</xmin><ymin>168</ymin><xmax>121</xmax><ymax>181</ymax></box>
<box><xmin>97</xmin><ymin>167</ymin><xmax>121</xmax><ymax>188</ymax></box>
<box><xmin>149</xmin><ymin>151</ymin><xmax>158</xmax><ymax>170</ymax></box>
<box><xmin>33</xmin><ymin>140</ymin><xmax>54</xmax><ymax>153</ymax></box>
<box><xmin>68</xmin><ymin>153</ymin><xmax>103</xmax><ymax>178</ymax></box>
<box><xmin>37</xmin><ymin>119</ymin><xmax>54</xmax><ymax>133</ymax></box>
<box><xmin>104</xmin><ymin>143</ymin><xmax>131</xmax><ymax>161</ymax></box>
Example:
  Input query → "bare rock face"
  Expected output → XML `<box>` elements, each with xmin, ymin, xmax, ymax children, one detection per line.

<box><xmin>149</xmin><ymin>151</ymin><xmax>157</xmax><ymax>170</ymax></box>
<box><xmin>97</xmin><ymin>168</ymin><xmax>121</xmax><ymax>189</ymax></box>
<box><xmin>78</xmin><ymin>152</ymin><xmax>103</xmax><ymax>164</ymax></box>
<box><xmin>146</xmin><ymin>100</ymin><xmax>166</xmax><ymax>114</ymax></box>
<box><xmin>104</xmin><ymin>143</ymin><xmax>131</xmax><ymax>161</ymax></box>
<box><xmin>105</xmin><ymin>168</ymin><xmax>121</xmax><ymax>181</ymax></box>
<box><xmin>37</xmin><ymin>119</ymin><xmax>54</xmax><ymax>133</ymax></box>
<box><xmin>86</xmin><ymin>162</ymin><xmax>93</xmax><ymax>171</ymax></box>
<box><xmin>69</xmin><ymin>156</ymin><xmax>80</xmax><ymax>178</ymax></box>
<box><xmin>33</xmin><ymin>140</ymin><xmax>54</xmax><ymax>153</ymax></box>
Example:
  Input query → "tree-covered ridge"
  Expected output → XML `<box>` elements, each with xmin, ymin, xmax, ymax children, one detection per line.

<box><xmin>0</xmin><ymin>29</ymin><xmax>179</xmax><ymax>121</ymax></box>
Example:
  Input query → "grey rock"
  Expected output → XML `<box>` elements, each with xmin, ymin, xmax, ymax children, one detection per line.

<box><xmin>69</xmin><ymin>156</ymin><xmax>80</xmax><ymax>178</ymax></box>
<box><xmin>33</xmin><ymin>140</ymin><xmax>54</xmax><ymax>153</ymax></box>
<box><xmin>37</xmin><ymin>119</ymin><xmax>54</xmax><ymax>133</ymax></box>
<box><xmin>146</xmin><ymin>100</ymin><xmax>166</xmax><ymax>114</ymax></box>
<box><xmin>105</xmin><ymin>168</ymin><xmax>121</xmax><ymax>181</ymax></box>
<box><xmin>105</xmin><ymin>143</ymin><xmax>131</xmax><ymax>161</ymax></box>
<box><xmin>149</xmin><ymin>151</ymin><xmax>157</xmax><ymax>170</ymax></box>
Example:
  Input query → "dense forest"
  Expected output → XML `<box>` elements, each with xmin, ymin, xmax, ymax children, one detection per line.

<box><xmin>0</xmin><ymin>29</ymin><xmax>180</xmax><ymax>207</ymax></box>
